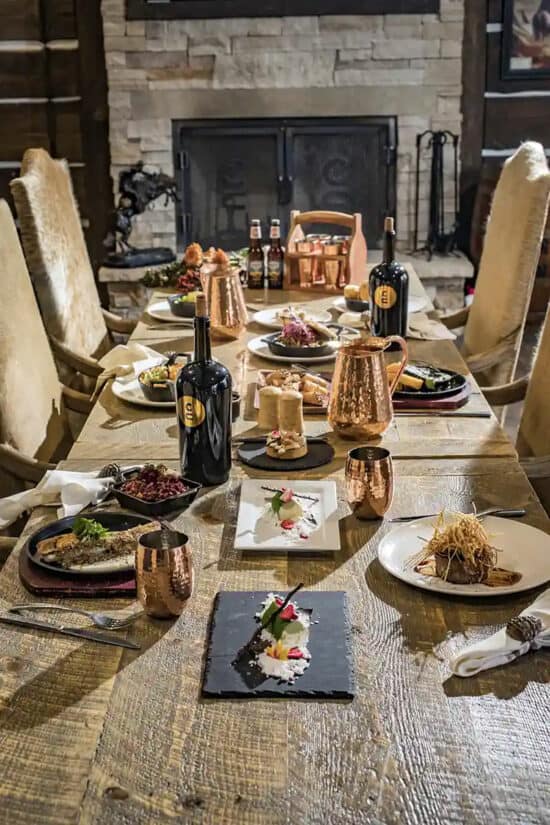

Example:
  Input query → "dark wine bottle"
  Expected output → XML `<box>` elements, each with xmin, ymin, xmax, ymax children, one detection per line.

<box><xmin>369</xmin><ymin>217</ymin><xmax>409</xmax><ymax>339</ymax></box>
<box><xmin>176</xmin><ymin>293</ymin><xmax>232</xmax><ymax>486</ymax></box>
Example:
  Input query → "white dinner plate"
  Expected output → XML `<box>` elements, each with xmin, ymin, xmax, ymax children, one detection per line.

<box><xmin>235</xmin><ymin>479</ymin><xmax>341</xmax><ymax>552</ymax></box>
<box><xmin>147</xmin><ymin>298</ymin><xmax>194</xmax><ymax>324</ymax></box>
<box><xmin>253</xmin><ymin>305</ymin><xmax>332</xmax><ymax>330</ymax></box>
<box><xmin>378</xmin><ymin>515</ymin><xmax>550</xmax><ymax>597</ymax></box>
<box><xmin>332</xmin><ymin>294</ymin><xmax>428</xmax><ymax>315</ymax></box>
<box><xmin>247</xmin><ymin>334</ymin><xmax>350</xmax><ymax>364</ymax></box>
<box><xmin>111</xmin><ymin>375</ymin><xmax>175</xmax><ymax>409</ymax></box>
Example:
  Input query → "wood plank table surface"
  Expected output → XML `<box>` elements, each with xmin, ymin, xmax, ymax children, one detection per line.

<box><xmin>0</xmin><ymin>267</ymin><xmax>548</xmax><ymax>825</ymax></box>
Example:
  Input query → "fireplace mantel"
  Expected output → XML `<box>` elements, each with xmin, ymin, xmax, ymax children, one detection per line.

<box><xmin>127</xmin><ymin>1</ymin><xmax>440</xmax><ymax>20</ymax></box>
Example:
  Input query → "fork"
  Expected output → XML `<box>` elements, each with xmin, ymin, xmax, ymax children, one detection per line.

<box><xmin>9</xmin><ymin>604</ymin><xmax>143</xmax><ymax>631</ymax></box>
<box><xmin>388</xmin><ymin>507</ymin><xmax>526</xmax><ymax>523</ymax></box>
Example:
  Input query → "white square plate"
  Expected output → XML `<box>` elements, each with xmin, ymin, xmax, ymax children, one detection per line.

<box><xmin>235</xmin><ymin>479</ymin><xmax>341</xmax><ymax>553</ymax></box>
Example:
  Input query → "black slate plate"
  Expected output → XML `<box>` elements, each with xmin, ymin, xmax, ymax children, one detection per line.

<box><xmin>237</xmin><ymin>440</ymin><xmax>335</xmax><ymax>471</ymax></box>
<box><xmin>393</xmin><ymin>368</ymin><xmax>467</xmax><ymax>400</ymax></box>
<box><xmin>202</xmin><ymin>591</ymin><xmax>355</xmax><ymax>699</ymax></box>
<box><xmin>27</xmin><ymin>510</ymin><xmax>153</xmax><ymax>577</ymax></box>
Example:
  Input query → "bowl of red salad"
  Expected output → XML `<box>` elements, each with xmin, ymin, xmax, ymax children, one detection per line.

<box><xmin>263</xmin><ymin>319</ymin><xmax>342</xmax><ymax>358</ymax></box>
<box><xmin>113</xmin><ymin>464</ymin><xmax>201</xmax><ymax>516</ymax></box>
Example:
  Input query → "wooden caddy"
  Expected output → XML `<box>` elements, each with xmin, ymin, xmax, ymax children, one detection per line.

<box><xmin>283</xmin><ymin>210</ymin><xmax>368</xmax><ymax>292</ymax></box>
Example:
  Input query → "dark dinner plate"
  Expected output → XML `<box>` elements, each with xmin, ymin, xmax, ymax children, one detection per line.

<box><xmin>26</xmin><ymin>511</ymin><xmax>153</xmax><ymax>577</ymax></box>
<box><xmin>393</xmin><ymin>368</ymin><xmax>467</xmax><ymax>400</ymax></box>
<box><xmin>262</xmin><ymin>324</ymin><xmax>349</xmax><ymax>359</ymax></box>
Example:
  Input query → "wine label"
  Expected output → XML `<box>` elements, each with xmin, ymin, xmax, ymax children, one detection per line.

<box><xmin>374</xmin><ymin>285</ymin><xmax>398</xmax><ymax>310</ymax></box>
<box><xmin>180</xmin><ymin>396</ymin><xmax>206</xmax><ymax>428</ymax></box>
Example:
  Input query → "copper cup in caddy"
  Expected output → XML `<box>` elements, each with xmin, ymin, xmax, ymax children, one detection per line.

<box><xmin>135</xmin><ymin>529</ymin><xmax>193</xmax><ymax>619</ymax></box>
<box><xmin>345</xmin><ymin>446</ymin><xmax>394</xmax><ymax>520</ymax></box>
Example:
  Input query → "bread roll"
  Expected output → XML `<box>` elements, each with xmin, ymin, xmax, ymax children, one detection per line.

<box><xmin>359</xmin><ymin>281</ymin><xmax>370</xmax><ymax>302</ymax></box>
<box><xmin>278</xmin><ymin>390</ymin><xmax>304</xmax><ymax>434</ymax></box>
<box><xmin>344</xmin><ymin>284</ymin><xmax>359</xmax><ymax>299</ymax></box>
<box><xmin>258</xmin><ymin>386</ymin><xmax>281</xmax><ymax>430</ymax></box>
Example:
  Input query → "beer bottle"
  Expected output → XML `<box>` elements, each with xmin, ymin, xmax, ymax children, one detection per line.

<box><xmin>369</xmin><ymin>217</ymin><xmax>409</xmax><ymax>339</ymax></box>
<box><xmin>247</xmin><ymin>219</ymin><xmax>265</xmax><ymax>289</ymax></box>
<box><xmin>267</xmin><ymin>218</ymin><xmax>284</xmax><ymax>289</ymax></box>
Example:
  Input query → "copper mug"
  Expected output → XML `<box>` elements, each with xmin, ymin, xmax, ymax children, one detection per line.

<box><xmin>328</xmin><ymin>335</ymin><xmax>408</xmax><ymax>439</ymax></box>
<box><xmin>135</xmin><ymin>530</ymin><xmax>193</xmax><ymax>619</ymax></box>
<box><xmin>346</xmin><ymin>446</ymin><xmax>393</xmax><ymax>520</ymax></box>
<box><xmin>203</xmin><ymin>263</ymin><xmax>248</xmax><ymax>340</ymax></box>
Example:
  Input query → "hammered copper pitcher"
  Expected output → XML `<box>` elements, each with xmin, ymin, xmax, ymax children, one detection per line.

<box><xmin>204</xmin><ymin>264</ymin><xmax>248</xmax><ymax>340</ymax></box>
<box><xmin>328</xmin><ymin>335</ymin><xmax>408</xmax><ymax>439</ymax></box>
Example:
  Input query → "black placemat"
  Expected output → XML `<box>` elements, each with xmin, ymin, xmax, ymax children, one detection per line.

<box><xmin>237</xmin><ymin>440</ymin><xmax>335</xmax><ymax>472</ymax></box>
<box><xmin>202</xmin><ymin>590</ymin><xmax>355</xmax><ymax>699</ymax></box>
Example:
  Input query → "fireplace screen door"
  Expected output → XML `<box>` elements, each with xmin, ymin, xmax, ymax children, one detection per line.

<box><xmin>174</xmin><ymin>117</ymin><xmax>396</xmax><ymax>251</ymax></box>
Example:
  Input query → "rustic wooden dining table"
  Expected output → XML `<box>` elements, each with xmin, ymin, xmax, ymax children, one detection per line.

<box><xmin>0</xmin><ymin>267</ymin><xmax>548</xmax><ymax>825</ymax></box>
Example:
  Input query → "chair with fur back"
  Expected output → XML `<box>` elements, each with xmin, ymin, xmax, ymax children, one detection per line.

<box><xmin>10</xmin><ymin>148</ymin><xmax>136</xmax><ymax>383</ymax></box>
<box><xmin>443</xmin><ymin>141</ymin><xmax>550</xmax><ymax>388</ymax></box>
<box><xmin>484</xmin><ymin>300</ymin><xmax>550</xmax><ymax>514</ymax></box>
<box><xmin>0</xmin><ymin>200</ymin><xmax>93</xmax><ymax>562</ymax></box>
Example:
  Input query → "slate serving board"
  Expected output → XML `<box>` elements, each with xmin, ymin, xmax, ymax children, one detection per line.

<box><xmin>202</xmin><ymin>590</ymin><xmax>355</xmax><ymax>699</ymax></box>
<box><xmin>237</xmin><ymin>440</ymin><xmax>335</xmax><ymax>472</ymax></box>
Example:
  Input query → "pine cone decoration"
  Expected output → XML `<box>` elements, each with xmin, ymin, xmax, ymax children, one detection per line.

<box><xmin>506</xmin><ymin>614</ymin><xmax>543</xmax><ymax>643</ymax></box>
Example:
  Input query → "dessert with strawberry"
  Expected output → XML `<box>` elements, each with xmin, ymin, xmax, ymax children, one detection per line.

<box><xmin>252</xmin><ymin>592</ymin><xmax>312</xmax><ymax>683</ymax></box>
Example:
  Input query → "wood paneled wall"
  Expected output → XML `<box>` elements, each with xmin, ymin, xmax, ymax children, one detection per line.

<box><xmin>461</xmin><ymin>0</ymin><xmax>550</xmax><ymax>289</ymax></box>
<box><xmin>0</xmin><ymin>0</ymin><xmax>112</xmax><ymax>273</ymax></box>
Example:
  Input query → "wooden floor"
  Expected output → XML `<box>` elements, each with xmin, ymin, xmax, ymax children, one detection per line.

<box><xmin>0</xmin><ymin>272</ymin><xmax>548</xmax><ymax>825</ymax></box>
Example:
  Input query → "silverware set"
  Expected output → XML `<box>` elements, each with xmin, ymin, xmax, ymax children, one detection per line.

<box><xmin>388</xmin><ymin>507</ymin><xmax>527</xmax><ymax>523</ymax></box>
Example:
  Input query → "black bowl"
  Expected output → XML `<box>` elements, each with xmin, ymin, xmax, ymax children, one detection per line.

<box><xmin>168</xmin><ymin>294</ymin><xmax>196</xmax><ymax>317</ymax></box>
<box><xmin>263</xmin><ymin>324</ymin><xmax>344</xmax><ymax>359</ymax></box>
<box><xmin>345</xmin><ymin>297</ymin><xmax>369</xmax><ymax>313</ymax></box>
<box><xmin>113</xmin><ymin>468</ymin><xmax>202</xmax><ymax>517</ymax></box>
<box><xmin>138</xmin><ymin>370</ymin><xmax>176</xmax><ymax>403</ymax></box>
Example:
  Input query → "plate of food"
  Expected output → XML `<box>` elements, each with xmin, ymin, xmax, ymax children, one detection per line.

<box><xmin>255</xmin><ymin>369</ymin><xmax>331</xmax><ymax>414</ymax></box>
<box><xmin>378</xmin><ymin>512</ymin><xmax>550</xmax><ymax>597</ymax></box>
<box><xmin>252</xmin><ymin>304</ymin><xmax>332</xmax><ymax>330</ymax></box>
<box><xmin>235</xmin><ymin>480</ymin><xmax>341</xmax><ymax>553</ymax></box>
<box><xmin>248</xmin><ymin>320</ymin><xmax>358</xmax><ymax>364</ymax></box>
<box><xmin>111</xmin><ymin>353</ymin><xmax>188</xmax><ymax>408</ymax></box>
<box><xmin>111</xmin><ymin>464</ymin><xmax>202</xmax><ymax>517</ymax></box>
<box><xmin>387</xmin><ymin>363</ymin><xmax>467</xmax><ymax>400</ymax></box>
<box><xmin>147</xmin><ymin>298</ymin><xmax>194</xmax><ymax>324</ymax></box>
<box><xmin>26</xmin><ymin>512</ymin><xmax>160</xmax><ymax>576</ymax></box>
<box><xmin>333</xmin><ymin>293</ymin><xmax>427</xmax><ymax>315</ymax></box>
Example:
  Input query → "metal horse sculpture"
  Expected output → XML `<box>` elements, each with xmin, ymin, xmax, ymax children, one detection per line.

<box><xmin>104</xmin><ymin>161</ymin><xmax>178</xmax><ymax>268</ymax></box>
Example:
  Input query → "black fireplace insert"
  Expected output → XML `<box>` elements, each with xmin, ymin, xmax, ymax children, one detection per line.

<box><xmin>128</xmin><ymin>1</ymin><xmax>440</xmax><ymax>19</ymax></box>
<box><xmin>173</xmin><ymin>116</ymin><xmax>397</xmax><ymax>252</ymax></box>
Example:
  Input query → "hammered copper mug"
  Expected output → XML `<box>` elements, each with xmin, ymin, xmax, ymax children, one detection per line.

<box><xmin>345</xmin><ymin>446</ymin><xmax>394</xmax><ymax>520</ymax></box>
<box><xmin>136</xmin><ymin>530</ymin><xmax>193</xmax><ymax>619</ymax></box>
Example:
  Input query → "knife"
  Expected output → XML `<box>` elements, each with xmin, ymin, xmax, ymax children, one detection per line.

<box><xmin>395</xmin><ymin>411</ymin><xmax>492</xmax><ymax>418</ymax></box>
<box><xmin>0</xmin><ymin>613</ymin><xmax>141</xmax><ymax>650</ymax></box>
<box><xmin>388</xmin><ymin>507</ymin><xmax>527</xmax><ymax>523</ymax></box>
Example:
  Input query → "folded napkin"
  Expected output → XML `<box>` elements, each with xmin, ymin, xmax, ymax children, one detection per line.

<box><xmin>0</xmin><ymin>470</ymin><xmax>113</xmax><ymax>530</ymax></box>
<box><xmin>450</xmin><ymin>588</ymin><xmax>550</xmax><ymax>677</ymax></box>
<box><xmin>93</xmin><ymin>343</ymin><xmax>163</xmax><ymax>399</ymax></box>
<box><xmin>408</xmin><ymin>313</ymin><xmax>456</xmax><ymax>341</ymax></box>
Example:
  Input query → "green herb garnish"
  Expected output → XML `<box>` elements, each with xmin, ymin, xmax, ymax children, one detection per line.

<box><xmin>270</xmin><ymin>491</ymin><xmax>284</xmax><ymax>515</ymax></box>
<box><xmin>73</xmin><ymin>518</ymin><xmax>110</xmax><ymax>543</ymax></box>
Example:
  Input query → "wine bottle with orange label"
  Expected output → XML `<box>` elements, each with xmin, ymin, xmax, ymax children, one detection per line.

<box><xmin>369</xmin><ymin>217</ymin><xmax>409</xmax><ymax>339</ymax></box>
<box><xmin>176</xmin><ymin>292</ymin><xmax>232</xmax><ymax>486</ymax></box>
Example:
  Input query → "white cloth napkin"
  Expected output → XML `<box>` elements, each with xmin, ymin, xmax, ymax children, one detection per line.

<box><xmin>0</xmin><ymin>470</ymin><xmax>113</xmax><ymax>530</ymax></box>
<box><xmin>450</xmin><ymin>588</ymin><xmax>550</xmax><ymax>677</ymax></box>
<box><xmin>408</xmin><ymin>312</ymin><xmax>456</xmax><ymax>341</ymax></box>
<box><xmin>93</xmin><ymin>343</ymin><xmax>163</xmax><ymax>399</ymax></box>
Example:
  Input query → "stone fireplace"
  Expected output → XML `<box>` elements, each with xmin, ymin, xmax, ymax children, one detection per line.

<box><xmin>99</xmin><ymin>0</ymin><xmax>470</xmax><ymax>314</ymax></box>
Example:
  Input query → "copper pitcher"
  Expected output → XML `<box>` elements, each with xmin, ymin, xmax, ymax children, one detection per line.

<box><xmin>203</xmin><ymin>263</ymin><xmax>248</xmax><ymax>340</ymax></box>
<box><xmin>328</xmin><ymin>335</ymin><xmax>408</xmax><ymax>439</ymax></box>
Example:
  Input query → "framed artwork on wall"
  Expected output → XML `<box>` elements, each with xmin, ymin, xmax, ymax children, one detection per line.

<box><xmin>502</xmin><ymin>0</ymin><xmax>550</xmax><ymax>79</ymax></box>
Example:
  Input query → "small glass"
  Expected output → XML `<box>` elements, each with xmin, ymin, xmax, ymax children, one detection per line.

<box><xmin>345</xmin><ymin>446</ymin><xmax>394</xmax><ymax>520</ymax></box>
<box><xmin>135</xmin><ymin>530</ymin><xmax>193</xmax><ymax>619</ymax></box>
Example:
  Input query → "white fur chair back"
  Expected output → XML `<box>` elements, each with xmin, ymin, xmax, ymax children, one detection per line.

<box><xmin>10</xmin><ymin>148</ymin><xmax>108</xmax><ymax>359</ymax></box>
<box><xmin>0</xmin><ymin>200</ymin><xmax>67</xmax><ymax>465</ymax></box>
<box><xmin>464</xmin><ymin>141</ymin><xmax>550</xmax><ymax>385</ymax></box>
<box><xmin>518</xmin><ymin>302</ymin><xmax>550</xmax><ymax>458</ymax></box>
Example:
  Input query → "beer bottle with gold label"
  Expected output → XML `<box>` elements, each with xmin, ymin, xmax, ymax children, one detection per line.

<box><xmin>176</xmin><ymin>293</ymin><xmax>232</xmax><ymax>486</ymax></box>
<box><xmin>247</xmin><ymin>218</ymin><xmax>265</xmax><ymax>289</ymax></box>
<box><xmin>369</xmin><ymin>217</ymin><xmax>409</xmax><ymax>338</ymax></box>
